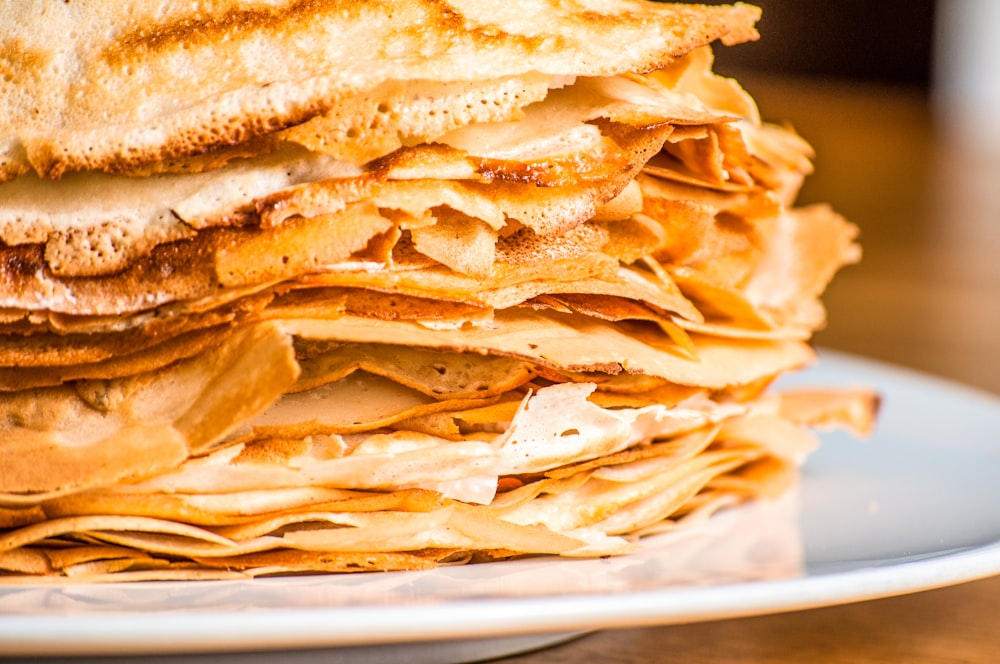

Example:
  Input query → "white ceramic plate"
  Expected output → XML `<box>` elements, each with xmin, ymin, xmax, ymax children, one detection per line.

<box><xmin>3</xmin><ymin>351</ymin><xmax>1000</xmax><ymax>663</ymax></box>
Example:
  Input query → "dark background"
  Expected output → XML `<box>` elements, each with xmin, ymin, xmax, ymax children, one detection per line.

<box><xmin>687</xmin><ymin>1</ymin><xmax>937</xmax><ymax>88</ymax></box>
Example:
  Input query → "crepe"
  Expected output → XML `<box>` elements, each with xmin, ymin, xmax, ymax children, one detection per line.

<box><xmin>0</xmin><ymin>2</ymin><xmax>877</xmax><ymax>580</ymax></box>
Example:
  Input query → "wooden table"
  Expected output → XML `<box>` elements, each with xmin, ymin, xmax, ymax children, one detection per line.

<box><xmin>495</xmin><ymin>77</ymin><xmax>1000</xmax><ymax>663</ymax></box>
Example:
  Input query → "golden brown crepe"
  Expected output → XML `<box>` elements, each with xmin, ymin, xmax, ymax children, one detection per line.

<box><xmin>0</xmin><ymin>1</ymin><xmax>876</xmax><ymax>581</ymax></box>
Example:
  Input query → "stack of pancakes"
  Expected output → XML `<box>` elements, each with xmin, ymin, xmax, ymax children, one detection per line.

<box><xmin>0</xmin><ymin>1</ymin><xmax>874</xmax><ymax>580</ymax></box>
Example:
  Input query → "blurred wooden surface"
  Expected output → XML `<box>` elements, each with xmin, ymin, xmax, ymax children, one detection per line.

<box><xmin>494</xmin><ymin>78</ymin><xmax>1000</xmax><ymax>663</ymax></box>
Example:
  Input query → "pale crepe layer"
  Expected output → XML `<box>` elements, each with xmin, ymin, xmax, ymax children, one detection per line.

<box><xmin>283</xmin><ymin>310</ymin><xmax>815</xmax><ymax>390</ymax></box>
<box><xmin>0</xmin><ymin>380</ymin><xmax>875</xmax><ymax>579</ymax></box>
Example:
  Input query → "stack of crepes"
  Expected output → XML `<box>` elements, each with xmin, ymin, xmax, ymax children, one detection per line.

<box><xmin>0</xmin><ymin>1</ymin><xmax>876</xmax><ymax>581</ymax></box>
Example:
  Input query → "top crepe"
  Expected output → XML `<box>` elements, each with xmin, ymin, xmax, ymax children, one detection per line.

<box><xmin>0</xmin><ymin>0</ymin><xmax>758</xmax><ymax>181</ymax></box>
<box><xmin>0</xmin><ymin>1</ymin><xmax>759</xmax><ymax>282</ymax></box>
